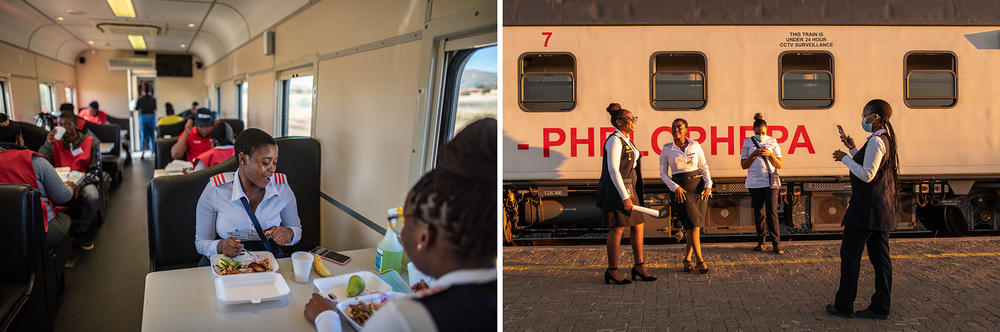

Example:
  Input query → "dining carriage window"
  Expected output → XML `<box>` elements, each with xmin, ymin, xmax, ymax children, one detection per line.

<box><xmin>905</xmin><ymin>52</ymin><xmax>956</xmax><ymax>108</ymax></box>
<box><xmin>519</xmin><ymin>53</ymin><xmax>575</xmax><ymax>112</ymax></box>
<box><xmin>780</xmin><ymin>52</ymin><xmax>833</xmax><ymax>109</ymax></box>
<box><xmin>0</xmin><ymin>80</ymin><xmax>9</xmax><ymax>116</ymax></box>
<box><xmin>39</xmin><ymin>83</ymin><xmax>55</xmax><ymax>114</ymax></box>
<box><xmin>650</xmin><ymin>52</ymin><xmax>706</xmax><ymax>110</ymax></box>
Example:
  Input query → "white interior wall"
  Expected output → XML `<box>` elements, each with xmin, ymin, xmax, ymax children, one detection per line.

<box><xmin>0</xmin><ymin>42</ymin><xmax>76</xmax><ymax>121</ymax></box>
<box><xmin>199</xmin><ymin>0</ymin><xmax>494</xmax><ymax>251</ymax></box>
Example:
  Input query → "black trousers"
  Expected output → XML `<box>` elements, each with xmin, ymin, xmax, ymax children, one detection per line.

<box><xmin>835</xmin><ymin>225</ymin><xmax>892</xmax><ymax>315</ymax></box>
<box><xmin>749</xmin><ymin>188</ymin><xmax>780</xmax><ymax>245</ymax></box>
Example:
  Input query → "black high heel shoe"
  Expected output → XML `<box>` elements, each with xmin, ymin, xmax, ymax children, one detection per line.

<box><xmin>630</xmin><ymin>262</ymin><xmax>657</xmax><ymax>281</ymax></box>
<box><xmin>696</xmin><ymin>260</ymin><xmax>710</xmax><ymax>274</ymax></box>
<box><xmin>604</xmin><ymin>268</ymin><xmax>632</xmax><ymax>285</ymax></box>
<box><xmin>683</xmin><ymin>259</ymin><xmax>693</xmax><ymax>273</ymax></box>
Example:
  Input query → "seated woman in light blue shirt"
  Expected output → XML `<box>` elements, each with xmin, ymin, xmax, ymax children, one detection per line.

<box><xmin>194</xmin><ymin>128</ymin><xmax>301</xmax><ymax>261</ymax></box>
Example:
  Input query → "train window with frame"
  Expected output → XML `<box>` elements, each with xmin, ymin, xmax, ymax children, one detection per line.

<box><xmin>650</xmin><ymin>52</ymin><xmax>707</xmax><ymax>110</ymax></box>
<box><xmin>279</xmin><ymin>73</ymin><xmax>313</xmax><ymax>136</ymax></box>
<box><xmin>235</xmin><ymin>80</ymin><xmax>248</xmax><ymax>121</ymax></box>
<box><xmin>214</xmin><ymin>85</ymin><xmax>222</xmax><ymax>116</ymax></box>
<box><xmin>905</xmin><ymin>52</ymin><xmax>956</xmax><ymax>108</ymax></box>
<box><xmin>0</xmin><ymin>79</ymin><xmax>9</xmax><ymax>116</ymax></box>
<box><xmin>438</xmin><ymin>45</ymin><xmax>497</xmax><ymax>144</ymax></box>
<box><xmin>779</xmin><ymin>52</ymin><xmax>833</xmax><ymax>109</ymax></box>
<box><xmin>518</xmin><ymin>53</ymin><xmax>575</xmax><ymax>112</ymax></box>
<box><xmin>64</xmin><ymin>87</ymin><xmax>75</xmax><ymax>109</ymax></box>
<box><xmin>39</xmin><ymin>83</ymin><xmax>55</xmax><ymax>114</ymax></box>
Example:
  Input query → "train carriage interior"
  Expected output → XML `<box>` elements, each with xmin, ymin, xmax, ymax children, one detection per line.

<box><xmin>0</xmin><ymin>0</ymin><xmax>496</xmax><ymax>330</ymax></box>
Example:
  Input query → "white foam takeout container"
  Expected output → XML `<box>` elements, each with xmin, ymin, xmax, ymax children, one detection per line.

<box><xmin>210</xmin><ymin>251</ymin><xmax>279</xmax><ymax>277</ymax></box>
<box><xmin>312</xmin><ymin>271</ymin><xmax>393</xmax><ymax>301</ymax></box>
<box><xmin>336</xmin><ymin>292</ymin><xmax>406</xmax><ymax>331</ymax></box>
<box><xmin>213</xmin><ymin>272</ymin><xmax>290</xmax><ymax>305</ymax></box>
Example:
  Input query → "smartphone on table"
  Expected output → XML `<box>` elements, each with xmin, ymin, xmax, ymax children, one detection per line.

<box><xmin>310</xmin><ymin>246</ymin><xmax>351</xmax><ymax>265</ymax></box>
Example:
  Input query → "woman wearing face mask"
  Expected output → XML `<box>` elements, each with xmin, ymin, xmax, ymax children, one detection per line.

<box><xmin>826</xmin><ymin>99</ymin><xmax>899</xmax><ymax>320</ymax></box>
<box><xmin>659</xmin><ymin>118</ymin><xmax>713</xmax><ymax>274</ymax></box>
<box><xmin>740</xmin><ymin>113</ymin><xmax>784</xmax><ymax>254</ymax></box>
<box><xmin>304</xmin><ymin>119</ymin><xmax>497</xmax><ymax>332</ymax></box>
<box><xmin>595</xmin><ymin>103</ymin><xmax>655</xmax><ymax>284</ymax></box>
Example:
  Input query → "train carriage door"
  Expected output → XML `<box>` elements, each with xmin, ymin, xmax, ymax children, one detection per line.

<box><xmin>278</xmin><ymin>67</ymin><xmax>315</xmax><ymax>137</ymax></box>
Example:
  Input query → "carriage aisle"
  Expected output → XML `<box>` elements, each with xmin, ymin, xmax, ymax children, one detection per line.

<box><xmin>503</xmin><ymin>237</ymin><xmax>1000</xmax><ymax>330</ymax></box>
<box><xmin>53</xmin><ymin>155</ymin><xmax>155</xmax><ymax>331</ymax></box>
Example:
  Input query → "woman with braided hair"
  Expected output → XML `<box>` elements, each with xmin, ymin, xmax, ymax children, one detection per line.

<box><xmin>305</xmin><ymin>118</ymin><xmax>497</xmax><ymax>332</ymax></box>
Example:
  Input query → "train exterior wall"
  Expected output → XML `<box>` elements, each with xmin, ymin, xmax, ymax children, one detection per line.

<box><xmin>503</xmin><ymin>26</ymin><xmax>1000</xmax><ymax>182</ymax></box>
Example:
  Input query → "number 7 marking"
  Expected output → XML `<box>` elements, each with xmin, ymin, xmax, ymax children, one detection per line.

<box><xmin>542</xmin><ymin>32</ymin><xmax>552</xmax><ymax>47</ymax></box>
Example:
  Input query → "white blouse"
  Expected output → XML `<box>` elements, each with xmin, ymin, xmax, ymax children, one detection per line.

<box><xmin>740</xmin><ymin>135</ymin><xmax>783</xmax><ymax>189</ymax></box>
<box><xmin>659</xmin><ymin>138</ymin><xmax>713</xmax><ymax>192</ymax></box>
<box><xmin>842</xmin><ymin>129</ymin><xmax>887</xmax><ymax>183</ymax></box>
<box><xmin>194</xmin><ymin>170</ymin><xmax>302</xmax><ymax>258</ymax></box>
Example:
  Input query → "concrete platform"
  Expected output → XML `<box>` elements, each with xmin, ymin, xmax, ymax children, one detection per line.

<box><xmin>503</xmin><ymin>236</ymin><xmax>1000</xmax><ymax>331</ymax></box>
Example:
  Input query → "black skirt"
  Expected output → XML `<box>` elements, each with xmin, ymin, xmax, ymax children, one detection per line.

<box><xmin>672</xmin><ymin>171</ymin><xmax>707</xmax><ymax>229</ymax></box>
<box><xmin>601</xmin><ymin>182</ymin><xmax>645</xmax><ymax>228</ymax></box>
<box><xmin>601</xmin><ymin>209</ymin><xmax>645</xmax><ymax>228</ymax></box>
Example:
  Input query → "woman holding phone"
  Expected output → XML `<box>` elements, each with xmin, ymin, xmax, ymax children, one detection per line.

<box><xmin>826</xmin><ymin>99</ymin><xmax>899</xmax><ymax>320</ymax></box>
<box><xmin>740</xmin><ymin>113</ymin><xmax>785</xmax><ymax>254</ymax></box>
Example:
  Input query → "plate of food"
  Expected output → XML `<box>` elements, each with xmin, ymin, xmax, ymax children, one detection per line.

<box><xmin>313</xmin><ymin>271</ymin><xmax>393</xmax><ymax>301</ymax></box>
<box><xmin>336</xmin><ymin>292</ymin><xmax>405</xmax><ymax>330</ymax></box>
<box><xmin>210</xmin><ymin>251</ymin><xmax>278</xmax><ymax>277</ymax></box>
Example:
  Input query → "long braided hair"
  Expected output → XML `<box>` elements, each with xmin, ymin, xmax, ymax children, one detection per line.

<box><xmin>865</xmin><ymin>99</ymin><xmax>900</xmax><ymax>204</ymax></box>
<box><xmin>405</xmin><ymin>118</ymin><xmax>496</xmax><ymax>267</ymax></box>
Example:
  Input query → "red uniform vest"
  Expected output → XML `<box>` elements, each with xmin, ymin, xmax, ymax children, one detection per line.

<box><xmin>193</xmin><ymin>146</ymin><xmax>235</xmax><ymax>169</ymax></box>
<box><xmin>52</xmin><ymin>135</ymin><xmax>94</xmax><ymax>172</ymax></box>
<box><xmin>0</xmin><ymin>149</ymin><xmax>54</xmax><ymax>231</ymax></box>
<box><xmin>185</xmin><ymin>128</ymin><xmax>212</xmax><ymax>163</ymax></box>
<box><xmin>80</xmin><ymin>109</ymin><xmax>107</xmax><ymax>124</ymax></box>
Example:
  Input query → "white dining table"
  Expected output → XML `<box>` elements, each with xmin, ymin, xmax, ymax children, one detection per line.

<box><xmin>141</xmin><ymin>248</ymin><xmax>406</xmax><ymax>331</ymax></box>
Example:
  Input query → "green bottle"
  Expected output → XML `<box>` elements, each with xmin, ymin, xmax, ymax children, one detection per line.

<box><xmin>375</xmin><ymin>222</ymin><xmax>403</xmax><ymax>274</ymax></box>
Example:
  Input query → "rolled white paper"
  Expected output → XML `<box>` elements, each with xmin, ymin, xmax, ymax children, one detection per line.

<box><xmin>633</xmin><ymin>206</ymin><xmax>662</xmax><ymax>217</ymax></box>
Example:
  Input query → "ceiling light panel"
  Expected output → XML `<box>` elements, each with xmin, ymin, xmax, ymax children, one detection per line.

<box><xmin>127</xmin><ymin>35</ymin><xmax>146</xmax><ymax>50</ymax></box>
<box><xmin>106</xmin><ymin>0</ymin><xmax>136</xmax><ymax>18</ymax></box>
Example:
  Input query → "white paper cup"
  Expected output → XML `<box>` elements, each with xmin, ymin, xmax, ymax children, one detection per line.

<box><xmin>53</xmin><ymin>126</ymin><xmax>66</xmax><ymax>140</ymax></box>
<box><xmin>291</xmin><ymin>251</ymin><xmax>313</xmax><ymax>283</ymax></box>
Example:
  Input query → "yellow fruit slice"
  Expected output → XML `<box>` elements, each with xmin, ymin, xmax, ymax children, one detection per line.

<box><xmin>312</xmin><ymin>253</ymin><xmax>333</xmax><ymax>277</ymax></box>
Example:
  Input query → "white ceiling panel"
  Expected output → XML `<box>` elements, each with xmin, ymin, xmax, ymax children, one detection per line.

<box><xmin>199</xmin><ymin>5</ymin><xmax>248</xmax><ymax>53</ymax></box>
<box><xmin>219</xmin><ymin>0</ymin><xmax>308</xmax><ymax>37</ymax></box>
<box><xmin>28</xmin><ymin>24</ymin><xmax>74</xmax><ymax>56</ymax></box>
<box><xmin>1</xmin><ymin>0</ymin><xmax>311</xmax><ymax>65</ymax></box>
<box><xmin>0</xmin><ymin>0</ymin><xmax>52</xmax><ymax>47</ymax></box>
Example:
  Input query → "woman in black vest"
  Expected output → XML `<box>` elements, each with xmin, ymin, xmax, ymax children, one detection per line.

<box><xmin>596</xmin><ymin>103</ymin><xmax>656</xmax><ymax>284</ymax></box>
<box><xmin>305</xmin><ymin>119</ymin><xmax>497</xmax><ymax>331</ymax></box>
<box><xmin>826</xmin><ymin>99</ymin><xmax>899</xmax><ymax>320</ymax></box>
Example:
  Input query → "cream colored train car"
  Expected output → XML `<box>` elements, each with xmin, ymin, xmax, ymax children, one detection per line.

<box><xmin>502</xmin><ymin>0</ymin><xmax>1000</xmax><ymax>242</ymax></box>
